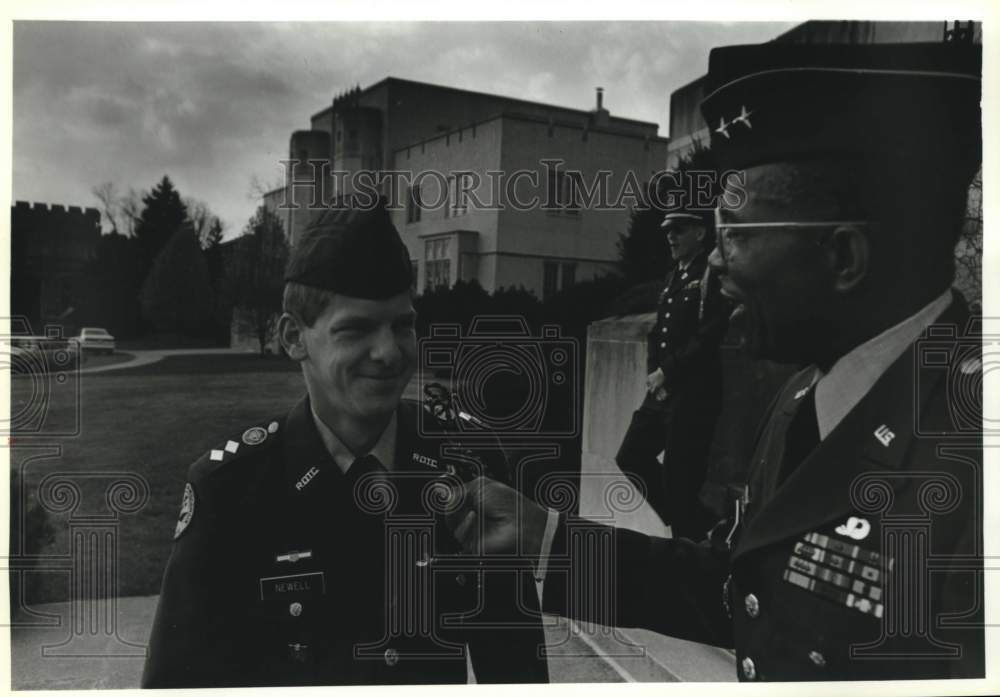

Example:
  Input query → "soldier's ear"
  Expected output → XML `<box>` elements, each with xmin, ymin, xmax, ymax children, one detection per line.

<box><xmin>827</xmin><ymin>224</ymin><xmax>871</xmax><ymax>294</ymax></box>
<box><xmin>278</xmin><ymin>312</ymin><xmax>308</xmax><ymax>361</ymax></box>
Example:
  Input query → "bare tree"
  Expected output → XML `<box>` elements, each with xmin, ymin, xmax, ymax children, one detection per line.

<box><xmin>184</xmin><ymin>196</ymin><xmax>223</xmax><ymax>249</ymax></box>
<box><xmin>91</xmin><ymin>181</ymin><xmax>144</xmax><ymax>237</ymax></box>
<box><xmin>120</xmin><ymin>188</ymin><xmax>142</xmax><ymax>237</ymax></box>
<box><xmin>92</xmin><ymin>182</ymin><xmax>122</xmax><ymax>235</ymax></box>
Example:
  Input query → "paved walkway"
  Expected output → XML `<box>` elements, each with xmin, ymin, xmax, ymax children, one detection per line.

<box><xmin>78</xmin><ymin>348</ymin><xmax>247</xmax><ymax>375</ymax></box>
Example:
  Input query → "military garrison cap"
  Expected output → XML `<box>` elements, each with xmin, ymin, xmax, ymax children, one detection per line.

<box><xmin>700</xmin><ymin>41</ymin><xmax>981</xmax><ymax>176</ymax></box>
<box><xmin>284</xmin><ymin>200</ymin><xmax>413</xmax><ymax>298</ymax></box>
<box><xmin>661</xmin><ymin>211</ymin><xmax>709</xmax><ymax>229</ymax></box>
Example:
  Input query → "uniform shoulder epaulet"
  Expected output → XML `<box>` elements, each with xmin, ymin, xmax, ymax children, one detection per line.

<box><xmin>188</xmin><ymin>418</ymin><xmax>283</xmax><ymax>482</ymax></box>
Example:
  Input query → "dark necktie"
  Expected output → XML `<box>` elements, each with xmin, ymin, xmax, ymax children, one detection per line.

<box><xmin>778</xmin><ymin>386</ymin><xmax>819</xmax><ymax>485</ymax></box>
<box><xmin>345</xmin><ymin>453</ymin><xmax>386</xmax><ymax>482</ymax></box>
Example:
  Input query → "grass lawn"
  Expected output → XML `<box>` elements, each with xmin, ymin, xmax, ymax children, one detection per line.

<box><xmin>80</xmin><ymin>351</ymin><xmax>135</xmax><ymax>370</ymax></box>
<box><xmin>12</xmin><ymin>354</ymin><xmax>305</xmax><ymax>604</ymax></box>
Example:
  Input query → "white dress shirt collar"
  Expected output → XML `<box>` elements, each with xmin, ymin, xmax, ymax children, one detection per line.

<box><xmin>813</xmin><ymin>289</ymin><xmax>953</xmax><ymax>440</ymax></box>
<box><xmin>309</xmin><ymin>405</ymin><xmax>398</xmax><ymax>473</ymax></box>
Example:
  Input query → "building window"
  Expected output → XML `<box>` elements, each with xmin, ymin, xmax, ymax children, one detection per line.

<box><xmin>410</xmin><ymin>261</ymin><xmax>418</xmax><ymax>291</ymax></box>
<box><xmin>543</xmin><ymin>262</ymin><xmax>559</xmax><ymax>300</ymax></box>
<box><xmin>448</xmin><ymin>173</ymin><xmax>471</xmax><ymax>218</ymax></box>
<box><xmin>407</xmin><ymin>184</ymin><xmax>422</xmax><ymax>224</ymax></box>
<box><xmin>425</xmin><ymin>238</ymin><xmax>452</xmax><ymax>290</ymax></box>
<box><xmin>546</xmin><ymin>170</ymin><xmax>581</xmax><ymax>215</ymax></box>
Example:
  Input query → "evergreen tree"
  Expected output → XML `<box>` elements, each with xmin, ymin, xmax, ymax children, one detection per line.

<box><xmin>141</xmin><ymin>227</ymin><xmax>214</xmax><ymax>337</ymax></box>
<box><xmin>135</xmin><ymin>176</ymin><xmax>189</xmax><ymax>273</ymax></box>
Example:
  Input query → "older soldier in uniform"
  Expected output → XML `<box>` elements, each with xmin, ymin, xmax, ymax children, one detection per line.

<box><xmin>449</xmin><ymin>41</ymin><xmax>984</xmax><ymax>681</ymax></box>
<box><xmin>616</xmin><ymin>208</ymin><xmax>730</xmax><ymax>539</ymax></box>
<box><xmin>142</xmin><ymin>205</ymin><xmax>549</xmax><ymax>687</ymax></box>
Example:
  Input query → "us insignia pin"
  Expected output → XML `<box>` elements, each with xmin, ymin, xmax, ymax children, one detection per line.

<box><xmin>243</xmin><ymin>426</ymin><xmax>268</xmax><ymax>445</ymax></box>
<box><xmin>873</xmin><ymin>424</ymin><xmax>895</xmax><ymax>447</ymax></box>
<box><xmin>174</xmin><ymin>483</ymin><xmax>196</xmax><ymax>540</ymax></box>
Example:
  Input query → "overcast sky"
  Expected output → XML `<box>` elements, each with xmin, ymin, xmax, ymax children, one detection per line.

<box><xmin>12</xmin><ymin>21</ymin><xmax>794</xmax><ymax>237</ymax></box>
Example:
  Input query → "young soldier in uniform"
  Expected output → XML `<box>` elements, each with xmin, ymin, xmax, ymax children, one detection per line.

<box><xmin>448</xmin><ymin>41</ymin><xmax>984</xmax><ymax>681</ymax></box>
<box><xmin>615</xmin><ymin>208</ymin><xmax>730</xmax><ymax>540</ymax></box>
<box><xmin>142</xmin><ymin>205</ymin><xmax>548</xmax><ymax>687</ymax></box>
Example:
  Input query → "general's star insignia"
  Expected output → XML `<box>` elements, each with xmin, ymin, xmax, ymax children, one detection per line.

<box><xmin>715</xmin><ymin>117</ymin><xmax>731</xmax><ymax>139</ymax></box>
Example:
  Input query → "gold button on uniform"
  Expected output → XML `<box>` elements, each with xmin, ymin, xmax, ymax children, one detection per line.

<box><xmin>741</xmin><ymin>656</ymin><xmax>757</xmax><ymax>680</ymax></box>
<box><xmin>289</xmin><ymin>602</ymin><xmax>303</xmax><ymax>617</ymax></box>
<box><xmin>809</xmin><ymin>650</ymin><xmax>826</xmax><ymax>667</ymax></box>
<box><xmin>744</xmin><ymin>593</ymin><xmax>760</xmax><ymax>618</ymax></box>
<box><xmin>660</xmin><ymin>342</ymin><xmax>667</xmax><ymax>349</ymax></box>
<box><xmin>384</xmin><ymin>648</ymin><xmax>399</xmax><ymax>667</ymax></box>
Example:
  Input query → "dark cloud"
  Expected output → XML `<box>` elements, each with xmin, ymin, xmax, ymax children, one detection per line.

<box><xmin>12</xmin><ymin>21</ymin><xmax>793</xmax><ymax>233</ymax></box>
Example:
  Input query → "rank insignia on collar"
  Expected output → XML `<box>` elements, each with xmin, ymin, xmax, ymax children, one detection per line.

<box><xmin>173</xmin><ymin>483</ymin><xmax>196</xmax><ymax>540</ymax></box>
<box><xmin>242</xmin><ymin>426</ymin><xmax>268</xmax><ymax>445</ymax></box>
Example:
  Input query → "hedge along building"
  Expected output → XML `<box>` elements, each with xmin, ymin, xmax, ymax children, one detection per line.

<box><xmin>263</xmin><ymin>77</ymin><xmax>668</xmax><ymax>299</ymax></box>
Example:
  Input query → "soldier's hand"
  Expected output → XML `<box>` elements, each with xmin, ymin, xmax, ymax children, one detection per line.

<box><xmin>646</xmin><ymin>368</ymin><xmax>665</xmax><ymax>393</ymax></box>
<box><xmin>447</xmin><ymin>477</ymin><xmax>548</xmax><ymax>557</ymax></box>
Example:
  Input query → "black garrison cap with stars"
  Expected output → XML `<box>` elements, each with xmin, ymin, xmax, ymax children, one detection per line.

<box><xmin>284</xmin><ymin>200</ymin><xmax>413</xmax><ymax>299</ymax></box>
<box><xmin>700</xmin><ymin>41</ymin><xmax>981</xmax><ymax>178</ymax></box>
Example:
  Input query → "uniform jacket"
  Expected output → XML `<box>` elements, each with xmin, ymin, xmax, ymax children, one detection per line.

<box><xmin>545</xmin><ymin>294</ymin><xmax>984</xmax><ymax>681</ymax></box>
<box><xmin>143</xmin><ymin>397</ymin><xmax>549</xmax><ymax>688</ymax></box>
<box><xmin>646</xmin><ymin>250</ymin><xmax>730</xmax><ymax>396</ymax></box>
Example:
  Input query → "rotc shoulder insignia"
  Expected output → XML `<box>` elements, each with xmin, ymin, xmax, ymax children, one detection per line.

<box><xmin>242</xmin><ymin>426</ymin><xmax>268</xmax><ymax>445</ymax></box>
<box><xmin>173</xmin><ymin>483</ymin><xmax>196</xmax><ymax>540</ymax></box>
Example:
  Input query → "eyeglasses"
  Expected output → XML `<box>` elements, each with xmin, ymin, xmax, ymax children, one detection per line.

<box><xmin>713</xmin><ymin>208</ymin><xmax>869</xmax><ymax>261</ymax></box>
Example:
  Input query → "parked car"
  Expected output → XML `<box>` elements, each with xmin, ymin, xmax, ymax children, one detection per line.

<box><xmin>6</xmin><ymin>335</ymin><xmax>81</xmax><ymax>372</ymax></box>
<box><xmin>76</xmin><ymin>327</ymin><xmax>116</xmax><ymax>355</ymax></box>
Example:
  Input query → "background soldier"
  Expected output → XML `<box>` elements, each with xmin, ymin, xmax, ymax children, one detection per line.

<box><xmin>616</xmin><ymin>208</ymin><xmax>729</xmax><ymax>540</ymax></box>
<box><xmin>142</xmin><ymin>204</ymin><xmax>548</xmax><ymax>687</ymax></box>
<box><xmin>449</xmin><ymin>40</ymin><xmax>984</xmax><ymax>681</ymax></box>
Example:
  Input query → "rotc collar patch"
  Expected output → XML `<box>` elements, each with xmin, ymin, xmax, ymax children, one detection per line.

<box><xmin>242</xmin><ymin>426</ymin><xmax>268</xmax><ymax>446</ymax></box>
<box><xmin>173</xmin><ymin>483</ymin><xmax>196</xmax><ymax>540</ymax></box>
<box><xmin>412</xmin><ymin>452</ymin><xmax>439</xmax><ymax>469</ymax></box>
